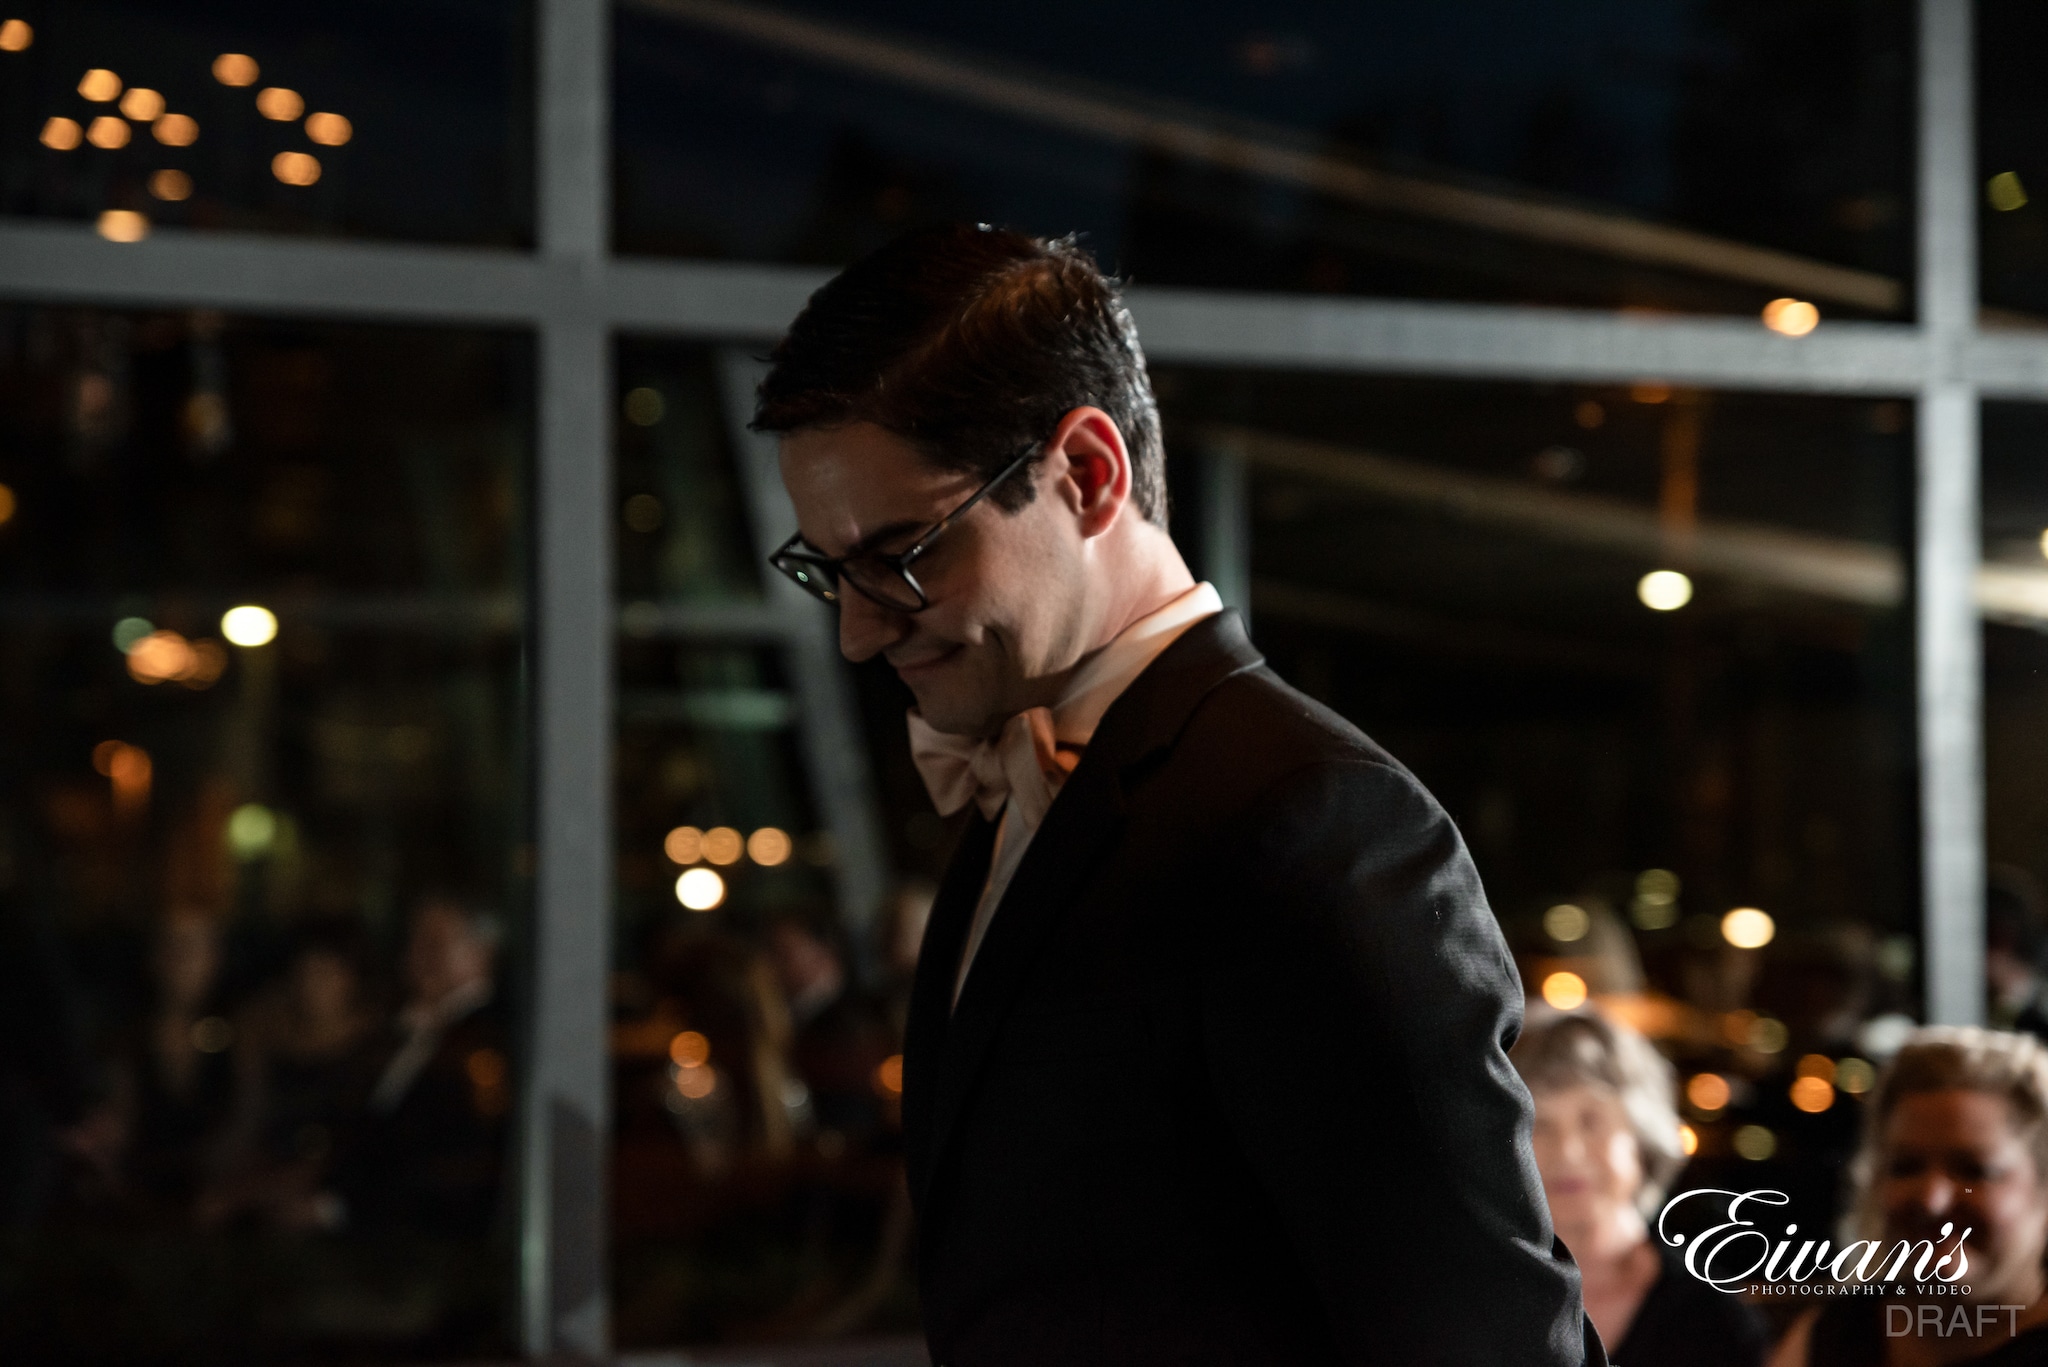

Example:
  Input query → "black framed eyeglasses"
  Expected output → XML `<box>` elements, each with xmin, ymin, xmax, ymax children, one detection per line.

<box><xmin>769</xmin><ymin>445</ymin><xmax>1037</xmax><ymax>613</ymax></box>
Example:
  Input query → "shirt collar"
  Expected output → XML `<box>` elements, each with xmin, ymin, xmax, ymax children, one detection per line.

<box><xmin>1048</xmin><ymin>582</ymin><xmax>1223</xmax><ymax>747</ymax></box>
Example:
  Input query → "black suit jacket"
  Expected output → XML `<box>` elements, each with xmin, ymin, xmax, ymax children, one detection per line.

<box><xmin>903</xmin><ymin>611</ymin><xmax>1603</xmax><ymax>1366</ymax></box>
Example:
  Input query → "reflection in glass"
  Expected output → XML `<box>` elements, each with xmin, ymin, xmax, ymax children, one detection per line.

<box><xmin>0</xmin><ymin>3</ymin><xmax>531</xmax><ymax>245</ymax></box>
<box><xmin>616</xmin><ymin>0</ymin><xmax>1910</xmax><ymax>316</ymax></box>
<box><xmin>0</xmin><ymin>308</ymin><xmax>530</xmax><ymax>1364</ymax></box>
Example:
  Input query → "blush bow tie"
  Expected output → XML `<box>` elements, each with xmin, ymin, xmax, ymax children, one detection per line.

<box><xmin>907</xmin><ymin>707</ymin><xmax>1083</xmax><ymax>831</ymax></box>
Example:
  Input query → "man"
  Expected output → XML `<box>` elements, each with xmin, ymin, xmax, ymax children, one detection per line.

<box><xmin>757</xmin><ymin>224</ymin><xmax>1601</xmax><ymax>1365</ymax></box>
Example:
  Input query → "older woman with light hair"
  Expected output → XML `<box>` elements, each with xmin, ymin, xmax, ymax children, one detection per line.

<box><xmin>1514</xmin><ymin>1007</ymin><xmax>1766</xmax><ymax>1367</ymax></box>
<box><xmin>1770</xmin><ymin>1026</ymin><xmax>2048</xmax><ymax>1367</ymax></box>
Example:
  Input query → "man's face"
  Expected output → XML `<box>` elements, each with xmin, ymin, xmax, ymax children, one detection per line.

<box><xmin>1879</xmin><ymin>1088</ymin><xmax>2048</xmax><ymax>1303</ymax></box>
<box><xmin>779</xmin><ymin>420</ymin><xmax>1083</xmax><ymax>736</ymax></box>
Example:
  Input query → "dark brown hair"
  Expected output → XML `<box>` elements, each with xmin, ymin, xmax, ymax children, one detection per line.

<box><xmin>752</xmin><ymin>224</ymin><xmax>1167</xmax><ymax>526</ymax></box>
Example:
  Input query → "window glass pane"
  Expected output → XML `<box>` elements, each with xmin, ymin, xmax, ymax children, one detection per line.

<box><xmin>1982</xmin><ymin>404</ymin><xmax>2048</xmax><ymax>1030</ymax></box>
<box><xmin>0</xmin><ymin>308</ymin><xmax>531</xmax><ymax>1363</ymax></box>
<box><xmin>609</xmin><ymin>341</ymin><xmax>918</xmax><ymax>1352</ymax></box>
<box><xmin>616</xmin><ymin>0</ymin><xmax>1911</xmax><ymax>319</ymax></box>
<box><xmin>1980</xmin><ymin>0</ymin><xmax>2048</xmax><ymax>317</ymax></box>
<box><xmin>1</xmin><ymin>3</ymin><xmax>531</xmax><ymax>245</ymax></box>
<box><xmin>1158</xmin><ymin>369</ymin><xmax>1915</xmax><ymax>1225</ymax></box>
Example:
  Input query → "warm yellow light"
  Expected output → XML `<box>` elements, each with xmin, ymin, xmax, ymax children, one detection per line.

<box><xmin>1790</xmin><ymin>1076</ymin><xmax>1836</xmax><ymax>1113</ymax></box>
<box><xmin>220</xmin><ymin>604</ymin><xmax>278</xmax><ymax>647</ymax></box>
<box><xmin>1836</xmin><ymin>1057</ymin><xmax>1877</xmax><ymax>1094</ymax></box>
<box><xmin>0</xmin><ymin>483</ymin><xmax>14</xmax><ymax>525</ymax></box>
<box><xmin>305</xmin><ymin>111</ymin><xmax>352</xmax><ymax>146</ymax></box>
<box><xmin>126</xmin><ymin>630</ymin><xmax>194</xmax><ymax>682</ymax></box>
<box><xmin>1574</xmin><ymin>399</ymin><xmax>1605</xmax><ymax>429</ymax></box>
<box><xmin>668</xmin><ymin>1030</ymin><xmax>710</xmax><ymax>1067</ymax></box>
<box><xmin>675</xmin><ymin>867</ymin><xmax>725</xmax><ymax>911</ymax></box>
<box><xmin>255</xmin><ymin>86</ymin><xmax>304</xmax><ymax>121</ymax></box>
<box><xmin>1795</xmin><ymin>1053</ymin><xmax>1836</xmax><ymax>1082</ymax></box>
<box><xmin>77</xmin><ymin>68</ymin><xmax>122</xmax><ymax>102</ymax></box>
<box><xmin>1540</xmin><ymin>970</ymin><xmax>1588</xmax><ymax>1011</ymax></box>
<box><xmin>150</xmin><ymin>169</ymin><xmax>192</xmax><ymax>202</ymax></box>
<box><xmin>1733</xmin><ymin>1124</ymin><xmax>1777</xmax><ymax>1161</ymax></box>
<box><xmin>153</xmin><ymin>113</ymin><xmax>198</xmax><ymax>146</ymax></box>
<box><xmin>1686</xmin><ymin>1072</ymin><xmax>1731</xmax><ymax>1112</ymax></box>
<box><xmin>1678</xmin><ymin>1122</ymin><xmax>1699</xmax><ymax>1156</ymax></box>
<box><xmin>96</xmin><ymin>209</ymin><xmax>148</xmax><ymax>243</ymax></box>
<box><xmin>1762</xmin><ymin>298</ymin><xmax>1820</xmax><ymax>337</ymax></box>
<box><xmin>623</xmin><ymin>387</ymin><xmax>664</xmax><ymax>426</ymax></box>
<box><xmin>874</xmin><ymin>1054</ymin><xmax>905</xmax><ymax>1096</ymax></box>
<box><xmin>213</xmin><ymin>53</ymin><xmax>259</xmax><ymax>86</ymax></box>
<box><xmin>1722</xmin><ymin>907</ymin><xmax>1776</xmax><ymax>949</ymax></box>
<box><xmin>1989</xmin><ymin>171</ymin><xmax>2030</xmax><ymax>213</ymax></box>
<box><xmin>663</xmin><ymin>825</ymin><xmax>704</xmax><ymax>864</ymax></box>
<box><xmin>86</xmin><ymin>116</ymin><xmax>130</xmax><ymax>150</ymax></box>
<box><xmin>674</xmin><ymin>1063</ymin><xmax>716</xmax><ymax>1098</ymax></box>
<box><xmin>702</xmin><ymin>826</ymin><xmax>743</xmax><ymax>866</ymax></box>
<box><xmin>40</xmin><ymin>116</ymin><xmax>81</xmax><ymax>150</ymax></box>
<box><xmin>272</xmin><ymin>151</ymin><xmax>320</xmax><ymax>186</ymax></box>
<box><xmin>1638</xmin><ymin>569</ymin><xmax>1693</xmax><ymax>611</ymax></box>
<box><xmin>1631</xmin><ymin>382</ymin><xmax>1672</xmax><ymax>404</ymax></box>
<box><xmin>119</xmin><ymin>87</ymin><xmax>164</xmax><ymax>121</ymax></box>
<box><xmin>0</xmin><ymin>19</ymin><xmax>31</xmax><ymax>51</ymax></box>
<box><xmin>747</xmin><ymin>827</ymin><xmax>792</xmax><ymax>866</ymax></box>
<box><xmin>2038</xmin><ymin>528</ymin><xmax>2048</xmax><ymax>561</ymax></box>
<box><xmin>1542</xmin><ymin>903</ymin><xmax>1589</xmax><ymax>942</ymax></box>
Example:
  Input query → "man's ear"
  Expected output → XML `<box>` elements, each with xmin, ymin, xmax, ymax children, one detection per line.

<box><xmin>1046</xmin><ymin>406</ymin><xmax>1131</xmax><ymax>537</ymax></box>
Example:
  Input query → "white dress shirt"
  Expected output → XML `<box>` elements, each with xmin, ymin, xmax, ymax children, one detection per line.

<box><xmin>951</xmin><ymin>582</ymin><xmax>1223</xmax><ymax>1005</ymax></box>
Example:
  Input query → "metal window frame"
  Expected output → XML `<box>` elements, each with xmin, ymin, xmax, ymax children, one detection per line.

<box><xmin>0</xmin><ymin>0</ymin><xmax>2003</xmax><ymax>1355</ymax></box>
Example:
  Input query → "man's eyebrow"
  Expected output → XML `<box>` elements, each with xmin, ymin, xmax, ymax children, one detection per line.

<box><xmin>841</xmin><ymin>518</ymin><xmax>928</xmax><ymax>557</ymax></box>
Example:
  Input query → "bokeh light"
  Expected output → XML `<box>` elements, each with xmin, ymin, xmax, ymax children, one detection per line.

<box><xmin>747</xmin><ymin>827</ymin><xmax>792</xmax><ymax>867</ymax></box>
<box><xmin>226</xmin><ymin>803</ymin><xmax>278</xmax><ymax>860</ymax></box>
<box><xmin>153</xmin><ymin>113</ymin><xmax>198</xmax><ymax>146</ymax></box>
<box><xmin>1722</xmin><ymin>907</ymin><xmax>1776</xmax><ymax>949</ymax></box>
<box><xmin>305</xmin><ymin>112</ymin><xmax>352</xmax><ymax>146</ymax></box>
<box><xmin>1835</xmin><ymin>1057</ymin><xmax>1878</xmax><ymax>1094</ymax></box>
<box><xmin>874</xmin><ymin>1054</ymin><xmax>905</xmax><ymax>1096</ymax></box>
<box><xmin>1733</xmin><ymin>1124</ymin><xmax>1777</xmax><ymax>1161</ymax></box>
<box><xmin>77</xmin><ymin>68</ymin><xmax>121</xmax><ymax>102</ymax></box>
<box><xmin>668</xmin><ymin>1030</ymin><xmax>710</xmax><ymax>1068</ymax></box>
<box><xmin>663</xmin><ymin>825</ymin><xmax>704</xmax><ymax>864</ymax></box>
<box><xmin>1539</xmin><ymin>970</ymin><xmax>1587</xmax><ymax>1011</ymax></box>
<box><xmin>1678</xmin><ymin>1123</ymin><xmax>1698</xmax><ymax>1156</ymax></box>
<box><xmin>126</xmin><ymin>631</ymin><xmax>193</xmax><ymax>682</ymax></box>
<box><xmin>86</xmin><ymin>116</ymin><xmax>130</xmax><ymax>149</ymax></box>
<box><xmin>1686</xmin><ymin>1072</ymin><xmax>1731</xmax><ymax>1112</ymax></box>
<box><xmin>1790</xmin><ymin>1076</ymin><xmax>1836</xmax><ymax>1113</ymax></box>
<box><xmin>1988</xmin><ymin>171</ymin><xmax>2030</xmax><ymax>213</ymax></box>
<box><xmin>213</xmin><ymin>53</ymin><xmax>259</xmax><ymax>86</ymax></box>
<box><xmin>256</xmin><ymin>87</ymin><xmax>304</xmax><ymax>121</ymax></box>
<box><xmin>221</xmin><ymin>604</ymin><xmax>278</xmax><ymax>646</ymax></box>
<box><xmin>0</xmin><ymin>482</ymin><xmax>14</xmax><ymax>525</ymax></box>
<box><xmin>1637</xmin><ymin>569</ymin><xmax>1694</xmax><ymax>611</ymax></box>
<box><xmin>150</xmin><ymin>169</ymin><xmax>193</xmax><ymax>202</ymax></box>
<box><xmin>1761</xmin><ymin>298</ymin><xmax>1820</xmax><ymax>337</ymax></box>
<box><xmin>119</xmin><ymin>87</ymin><xmax>164</xmax><ymax>121</ymax></box>
<box><xmin>623</xmin><ymin>387</ymin><xmax>664</xmax><ymax>426</ymax></box>
<box><xmin>272</xmin><ymin>151</ymin><xmax>321</xmax><ymax>186</ymax></box>
<box><xmin>39</xmin><ymin>117</ymin><xmax>80</xmax><ymax>150</ymax></box>
<box><xmin>702</xmin><ymin>826</ymin><xmax>743</xmax><ymax>865</ymax></box>
<box><xmin>674</xmin><ymin>1064</ymin><xmax>716</xmax><ymax>1099</ymax></box>
<box><xmin>0</xmin><ymin>19</ymin><xmax>31</xmax><ymax>51</ymax></box>
<box><xmin>675</xmin><ymin>867</ymin><xmax>725</xmax><ymax>911</ymax></box>
<box><xmin>1542</xmin><ymin>903</ymin><xmax>1589</xmax><ymax>942</ymax></box>
<box><xmin>96</xmin><ymin>209</ymin><xmax>148</xmax><ymax>243</ymax></box>
<box><xmin>1795</xmin><ymin>1053</ymin><xmax>1836</xmax><ymax>1082</ymax></box>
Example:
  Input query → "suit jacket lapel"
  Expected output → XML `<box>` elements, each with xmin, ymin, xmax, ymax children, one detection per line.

<box><xmin>902</xmin><ymin>811</ymin><xmax>996</xmax><ymax>1206</ymax></box>
<box><xmin>921</xmin><ymin>610</ymin><xmax>1266</xmax><ymax>1184</ymax></box>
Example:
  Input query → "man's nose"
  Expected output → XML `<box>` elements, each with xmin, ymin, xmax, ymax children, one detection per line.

<box><xmin>838</xmin><ymin>588</ymin><xmax>908</xmax><ymax>663</ymax></box>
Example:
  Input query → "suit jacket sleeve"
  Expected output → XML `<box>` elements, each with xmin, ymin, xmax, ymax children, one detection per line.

<box><xmin>1201</xmin><ymin>758</ymin><xmax>1597</xmax><ymax>1366</ymax></box>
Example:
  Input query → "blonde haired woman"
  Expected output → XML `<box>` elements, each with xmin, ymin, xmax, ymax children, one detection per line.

<box><xmin>1769</xmin><ymin>1026</ymin><xmax>2048</xmax><ymax>1367</ymax></box>
<box><xmin>1515</xmin><ymin>1008</ymin><xmax>1766</xmax><ymax>1366</ymax></box>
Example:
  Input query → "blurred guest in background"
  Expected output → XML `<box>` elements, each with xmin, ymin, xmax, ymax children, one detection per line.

<box><xmin>1516</xmin><ymin>1009</ymin><xmax>1766</xmax><ymax>1367</ymax></box>
<box><xmin>767</xmin><ymin>908</ymin><xmax>893</xmax><ymax>1145</ymax></box>
<box><xmin>202</xmin><ymin>920</ymin><xmax>377</xmax><ymax>1231</ymax></box>
<box><xmin>648</xmin><ymin>930</ymin><xmax>802</xmax><ymax>1171</ymax></box>
<box><xmin>337</xmin><ymin>896</ymin><xmax>506</xmax><ymax>1237</ymax></box>
<box><xmin>1987</xmin><ymin>869</ymin><xmax>2048</xmax><ymax>1043</ymax></box>
<box><xmin>1771</xmin><ymin>1026</ymin><xmax>2048</xmax><ymax>1367</ymax></box>
<box><xmin>120</xmin><ymin>908</ymin><xmax>237</xmax><ymax>1214</ymax></box>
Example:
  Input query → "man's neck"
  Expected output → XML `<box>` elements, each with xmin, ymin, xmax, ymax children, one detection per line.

<box><xmin>1022</xmin><ymin>528</ymin><xmax>1196</xmax><ymax>714</ymax></box>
